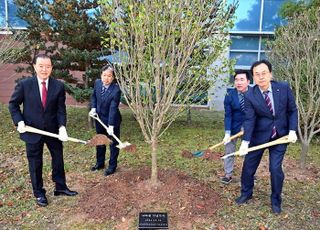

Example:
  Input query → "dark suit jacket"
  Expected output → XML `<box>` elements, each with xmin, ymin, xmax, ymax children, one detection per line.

<box><xmin>9</xmin><ymin>76</ymin><xmax>66</xmax><ymax>144</ymax></box>
<box><xmin>243</xmin><ymin>81</ymin><xmax>298</xmax><ymax>145</ymax></box>
<box><xmin>91</xmin><ymin>80</ymin><xmax>121</xmax><ymax>127</ymax></box>
<box><xmin>224</xmin><ymin>87</ymin><xmax>246</xmax><ymax>135</ymax></box>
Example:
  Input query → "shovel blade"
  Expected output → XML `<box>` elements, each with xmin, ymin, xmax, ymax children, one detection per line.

<box><xmin>116</xmin><ymin>141</ymin><xmax>131</xmax><ymax>149</ymax></box>
<box><xmin>192</xmin><ymin>150</ymin><xmax>204</xmax><ymax>157</ymax></box>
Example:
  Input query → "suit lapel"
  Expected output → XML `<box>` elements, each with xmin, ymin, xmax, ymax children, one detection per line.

<box><xmin>254</xmin><ymin>86</ymin><xmax>271</xmax><ymax>115</ymax></box>
<box><xmin>45</xmin><ymin>78</ymin><xmax>56</xmax><ymax>110</ymax></box>
<box><xmin>31</xmin><ymin>76</ymin><xmax>43</xmax><ymax>109</ymax></box>
<box><xmin>271</xmin><ymin>82</ymin><xmax>280</xmax><ymax>117</ymax></box>
<box><xmin>232</xmin><ymin>89</ymin><xmax>240</xmax><ymax>108</ymax></box>
<box><xmin>103</xmin><ymin>83</ymin><xmax>114</xmax><ymax>99</ymax></box>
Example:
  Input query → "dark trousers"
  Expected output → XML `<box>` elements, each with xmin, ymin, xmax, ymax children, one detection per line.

<box><xmin>26</xmin><ymin>136</ymin><xmax>67</xmax><ymax>198</ymax></box>
<box><xmin>95</xmin><ymin>121</ymin><xmax>120</xmax><ymax>171</ymax></box>
<box><xmin>240</xmin><ymin>142</ymin><xmax>287</xmax><ymax>206</ymax></box>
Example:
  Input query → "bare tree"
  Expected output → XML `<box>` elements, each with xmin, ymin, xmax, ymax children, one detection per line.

<box><xmin>267</xmin><ymin>9</ymin><xmax>320</xmax><ymax>168</ymax></box>
<box><xmin>0</xmin><ymin>31</ymin><xmax>26</xmax><ymax>65</ymax></box>
<box><xmin>100</xmin><ymin>0</ymin><xmax>237</xmax><ymax>185</ymax></box>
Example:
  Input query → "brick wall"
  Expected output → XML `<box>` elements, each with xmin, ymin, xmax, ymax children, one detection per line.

<box><xmin>0</xmin><ymin>63</ymin><xmax>88</xmax><ymax>107</ymax></box>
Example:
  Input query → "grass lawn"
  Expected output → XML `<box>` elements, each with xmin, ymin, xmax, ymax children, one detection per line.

<box><xmin>0</xmin><ymin>103</ymin><xmax>319</xmax><ymax>229</ymax></box>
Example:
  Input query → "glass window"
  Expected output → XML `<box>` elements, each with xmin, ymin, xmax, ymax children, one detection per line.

<box><xmin>260</xmin><ymin>52</ymin><xmax>267</xmax><ymax>60</ymax></box>
<box><xmin>262</xmin><ymin>0</ymin><xmax>285</xmax><ymax>31</ymax></box>
<box><xmin>230</xmin><ymin>35</ymin><xmax>259</xmax><ymax>50</ymax></box>
<box><xmin>8</xmin><ymin>0</ymin><xmax>27</xmax><ymax>27</ymax></box>
<box><xmin>230</xmin><ymin>52</ymin><xmax>258</xmax><ymax>66</ymax></box>
<box><xmin>261</xmin><ymin>35</ymin><xmax>274</xmax><ymax>50</ymax></box>
<box><xmin>0</xmin><ymin>0</ymin><xmax>6</xmax><ymax>28</ymax></box>
<box><xmin>228</xmin><ymin>0</ymin><xmax>261</xmax><ymax>32</ymax></box>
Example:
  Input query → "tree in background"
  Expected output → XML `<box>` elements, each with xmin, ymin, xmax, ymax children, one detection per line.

<box><xmin>10</xmin><ymin>0</ymin><xmax>109</xmax><ymax>103</ymax></box>
<box><xmin>267</xmin><ymin>8</ymin><xmax>320</xmax><ymax>168</ymax></box>
<box><xmin>279</xmin><ymin>0</ymin><xmax>320</xmax><ymax>19</ymax></box>
<box><xmin>0</xmin><ymin>31</ymin><xmax>27</xmax><ymax>65</ymax></box>
<box><xmin>100</xmin><ymin>0</ymin><xmax>237</xmax><ymax>185</ymax></box>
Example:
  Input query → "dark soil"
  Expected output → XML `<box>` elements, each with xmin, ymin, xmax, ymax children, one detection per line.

<box><xmin>68</xmin><ymin>157</ymin><xmax>319</xmax><ymax>229</ymax></box>
<box><xmin>181</xmin><ymin>149</ymin><xmax>223</xmax><ymax>160</ymax></box>
<box><xmin>76</xmin><ymin>167</ymin><xmax>221</xmax><ymax>229</ymax></box>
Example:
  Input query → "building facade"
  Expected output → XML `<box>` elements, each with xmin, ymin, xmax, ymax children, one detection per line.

<box><xmin>0</xmin><ymin>0</ymin><xmax>287</xmax><ymax>108</ymax></box>
<box><xmin>209</xmin><ymin>0</ymin><xmax>287</xmax><ymax>110</ymax></box>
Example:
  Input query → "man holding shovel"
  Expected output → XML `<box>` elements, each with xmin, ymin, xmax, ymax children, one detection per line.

<box><xmin>221</xmin><ymin>70</ymin><xmax>251</xmax><ymax>184</ymax></box>
<box><xmin>235</xmin><ymin>60</ymin><xmax>298</xmax><ymax>214</ymax></box>
<box><xmin>8</xmin><ymin>54</ymin><xmax>78</xmax><ymax>207</ymax></box>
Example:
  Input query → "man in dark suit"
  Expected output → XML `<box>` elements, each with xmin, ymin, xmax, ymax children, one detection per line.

<box><xmin>8</xmin><ymin>54</ymin><xmax>78</xmax><ymax>207</ymax></box>
<box><xmin>221</xmin><ymin>70</ymin><xmax>251</xmax><ymax>184</ymax></box>
<box><xmin>235</xmin><ymin>60</ymin><xmax>298</xmax><ymax>214</ymax></box>
<box><xmin>89</xmin><ymin>65</ymin><xmax>122</xmax><ymax>176</ymax></box>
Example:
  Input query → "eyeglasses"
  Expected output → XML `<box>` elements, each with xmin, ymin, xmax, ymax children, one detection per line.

<box><xmin>254</xmin><ymin>71</ymin><xmax>270</xmax><ymax>78</ymax></box>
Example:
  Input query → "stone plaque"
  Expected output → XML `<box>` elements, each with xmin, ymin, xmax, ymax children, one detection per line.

<box><xmin>138</xmin><ymin>212</ymin><xmax>168</xmax><ymax>229</ymax></box>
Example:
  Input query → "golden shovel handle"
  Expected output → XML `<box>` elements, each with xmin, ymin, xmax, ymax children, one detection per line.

<box><xmin>221</xmin><ymin>135</ymin><xmax>291</xmax><ymax>159</ymax></box>
<box><xmin>24</xmin><ymin>125</ymin><xmax>87</xmax><ymax>144</ymax></box>
<box><xmin>209</xmin><ymin>131</ymin><xmax>244</xmax><ymax>150</ymax></box>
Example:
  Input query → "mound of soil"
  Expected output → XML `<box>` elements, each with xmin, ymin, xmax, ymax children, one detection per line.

<box><xmin>202</xmin><ymin>150</ymin><xmax>223</xmax><ymax>161</ymax></box>
<box><xmin>181</xmin><ymin>149</ymin><xmax>223</xmax><ymax>160</ymax></box>
<box><xmin>76</xmin><ymin>167</ymin><xmax>221</xmax><ymax>228</ymax></box>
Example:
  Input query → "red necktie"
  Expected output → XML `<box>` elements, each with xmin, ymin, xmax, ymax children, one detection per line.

<box><xmin>263</xmin><ymin>91</ymin><xmax>277</xmax><ymax>138</ymax></box>
<box><xmin>41</xmin><ymin>81</ymin><xmax>47</xmax><ymax>108</ymax></box>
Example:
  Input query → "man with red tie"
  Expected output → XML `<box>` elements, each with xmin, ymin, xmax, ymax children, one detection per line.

<box><xmin>9</xmin><ymin>54</ymin><xmax>78</xmax><ymax>207</ymax></box>
<box><xmin>235</xmin><ymin>60</ymin><xmax>298</xmax><ymax>214</ymax></box>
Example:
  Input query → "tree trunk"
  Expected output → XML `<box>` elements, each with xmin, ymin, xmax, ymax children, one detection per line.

<box><xmin>150</xmin><ymin>137</ymin><xmax>158</xmax><ymax>186</ymax></box>
<box><xmin>299</xmin><ymin>141</ymin><xmax>309</xmax><ymax>169</ymax></box>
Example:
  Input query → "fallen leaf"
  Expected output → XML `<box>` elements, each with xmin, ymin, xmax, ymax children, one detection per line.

<box><xmin>7</xmin><ymin>200</ymin><xmax>14</xmax><ymax>206</ymax></box>
<box><xmin>196</xmin><ymin>204</ymin><xmax>204</xmax><ymax>209</ymax></box>
<box><xmin>258</xmin><ymin>224</ymin><xmax>267</xmax><ymax>230</ymax></box>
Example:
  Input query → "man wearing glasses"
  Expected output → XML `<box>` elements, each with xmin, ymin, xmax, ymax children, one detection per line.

<box><xmin>235</xmin><ymin>60</ymin><xmax>298</xmax><ymax>214</ymax></box>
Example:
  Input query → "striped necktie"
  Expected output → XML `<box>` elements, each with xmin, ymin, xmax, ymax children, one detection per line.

<box><xmin>263</xmin><ymin>91</ymin><xmax>277</xmax><ymax>138</ymax></box>
<box><xmin>101</xmin><ymin>85</ymin><xmax>108</xmax><ymax>97</ymax></box>
<box><xmin>239</xmin><ymin>93</ymin><xmax>244</xmax><ymax>112</ymax></box>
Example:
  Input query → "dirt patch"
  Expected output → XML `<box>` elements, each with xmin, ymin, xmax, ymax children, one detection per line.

<box><xmin>202</xmin><ymin>150</ymin><xmax>223</xmax><ymax>161</ymax></box>
<box><xmin>75</xmin><ymin>167</ymin><xmax>221</xmax><ymax>228</ymax></box>
<box><xmin>181</xmin><ymin>149</ymin><xmax>223</xmax><ymax>160</ymax></box>
<box><xmin>256</xmin><ymin>156</ymin><xmax>320</xmax><ymax>182</ymax></box>
<box><xmin>181</xmin><ymin>150</ymin><xmax>193</xmax><ymax>158</ymax></box>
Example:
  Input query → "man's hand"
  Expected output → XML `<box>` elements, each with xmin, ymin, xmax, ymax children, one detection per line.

<box><xmin>89</xmin><ymin>108</ymin><xmax>97</xmax><ymax>117</ymax></box>
<box><xmin>17</xmin><ymin>121</ymin><xmax>26</xmax><ymax>133</ymax></box>
<box><xmin>238</xmin><ymin>141</ymin><xmax>249</xmax><ymax>156</ymax></box>
<box><xmin>288</xmin><ymin>130</ymin><xmax>297</xmax><ymax>143</ymax></box>
<box><xmin>58</xmin><ymin>126</ymin><xmax>68</xmax><ymax>142</ymax></box>
<box><xmin>107</xmin><ymin>125</ymin><xmax>114</xmax><ymax>136</ymax></box>
<box><xmin>223</xmin><ymin>133</ymin><xmax>231</xmax><ymax>145</ymax></box>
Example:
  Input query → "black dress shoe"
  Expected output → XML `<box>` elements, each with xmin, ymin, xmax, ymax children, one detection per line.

<box><xmin>104</xmin><ymin>169</ymin><xmax>115</xmax><ymax>176</ymax></box>
<box><xmin>271</xmin><ymin>205</ymin><xmax>281</xmax><ymax>214</ymax></box>
<box><xmin>36</xmin><ymin>196</ymin><xmax>48</xmax><ymax>207</ymax></box>
<box><xmin>91</xmin><ymin>164</ymin><xmax>105</xmax><ymax>171</ymax></box>
<box><xmin>235</xmin><ymin>195</ymin><xmax>252</xmax><ymax>205</ymax></box>
<box><xmin>54</xmin><ymin>188</ymin><xmax>78</xmax><ymax>196</ymax></box>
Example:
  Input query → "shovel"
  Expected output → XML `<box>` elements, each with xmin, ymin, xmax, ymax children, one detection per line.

<box><xmin>192</xmin><ymin>131</ymin><xmax>244</xmax><ymax>157</ymax></box>
<box><xmin>221</xmin><ymin>135</ymin><xmax>291</xmax><ymax>159</ymax></box>
<box><xmin>23</xmin><ymin>125</ymin><xmax>111</xmax><ymax>146</ymax></box>
<box><xmin>90</xmin><ymin>113</ymin><xmax>136</xmax><ymax>152</ymax></box>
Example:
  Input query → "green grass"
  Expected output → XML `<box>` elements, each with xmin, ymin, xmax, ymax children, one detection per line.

<box><xmin>0</xmin><ymin>103</ymin><xmax>319</xmax><ymax>229</ymax></box>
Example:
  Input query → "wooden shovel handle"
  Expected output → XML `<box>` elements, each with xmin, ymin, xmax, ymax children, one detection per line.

<box><xmin>221</xmin><ymin>135</ymin><xmax>291</xmax><ymax>159</ymax></box>
<box><xmin>90</xmin><ymin>114</ymin><xmax>123</xmax><ymax>144</ymax></box>
<box><xmin>24</xmin><ymin>125</ymin><xmax>87</xmax><ymax>144</ymax></box>
<box><xmin>245</xmin><ymin>135</ymin><xmax>290</xmax><ymax>153</ymax></box>
<box><xmin>208</xmin><ymin>131</ymin><xmax>244</xmax><ymax>150</ymax></box>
